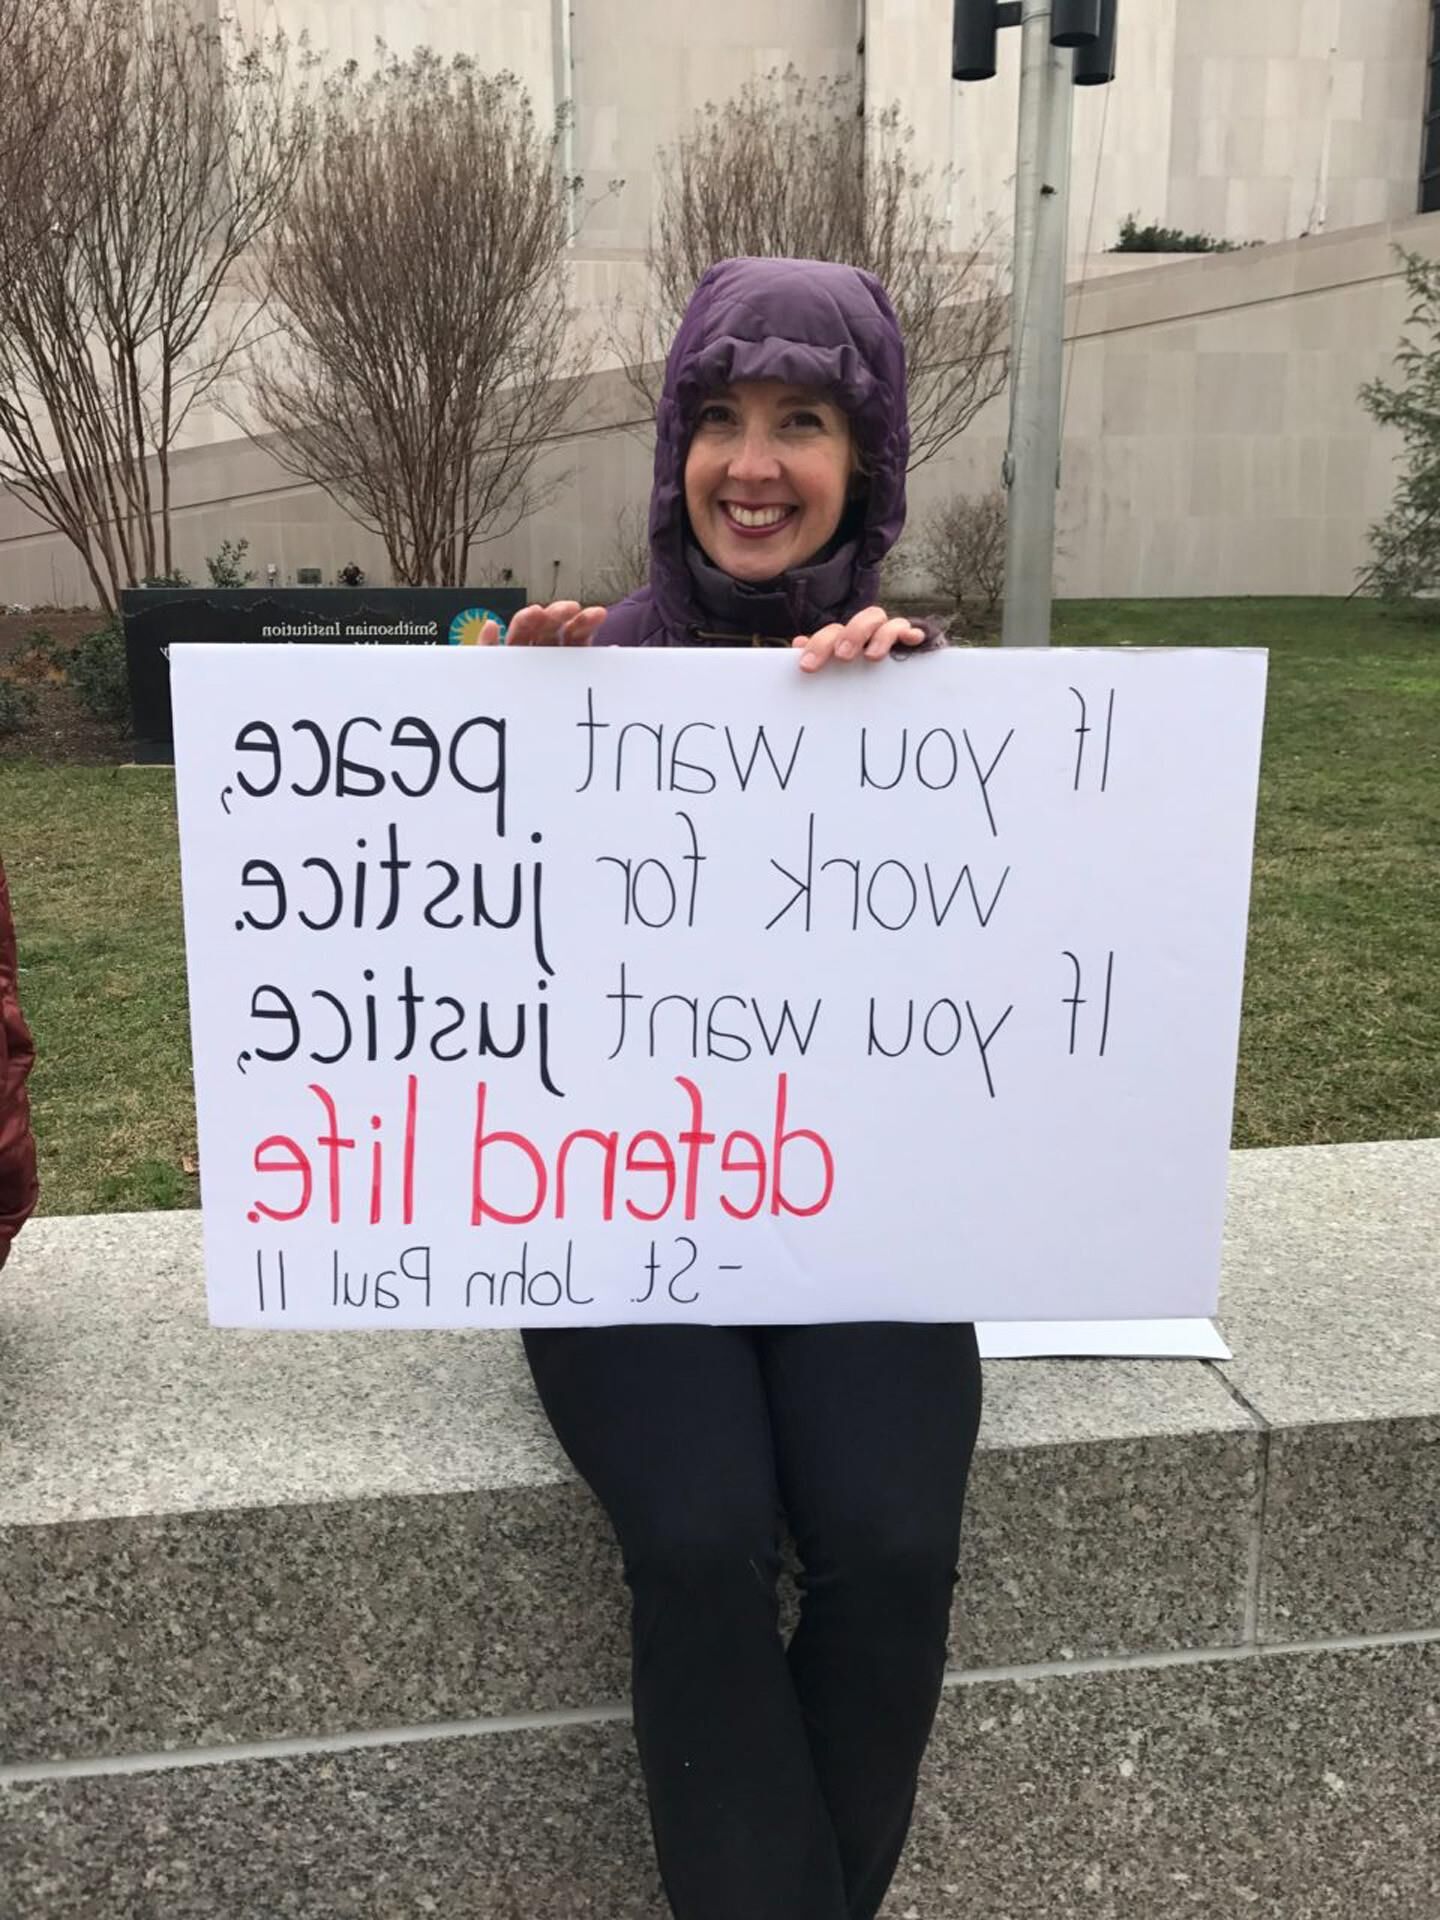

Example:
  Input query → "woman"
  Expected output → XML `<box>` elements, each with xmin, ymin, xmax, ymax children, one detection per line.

<box><xmin>481</xmin><ymin>257</ymin><xmax>983</xmax><ymax>1920</ymax></box>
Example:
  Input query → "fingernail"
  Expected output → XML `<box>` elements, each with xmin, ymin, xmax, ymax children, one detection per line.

<box><xmin>801</xmin><ymin>650</ymin><xmax>821</xmax><ymax>669</ymax></box>
<box><xmin>837</xmin><ymin>642</ymin><xmax>856</xmax><ymax>659</ymax></box>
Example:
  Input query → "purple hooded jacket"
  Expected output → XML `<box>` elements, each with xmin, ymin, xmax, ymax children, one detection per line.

<box><xmin>599</xmin><ymin>257</ymin><xmax>938</xmax><ymax>651</ymax></box>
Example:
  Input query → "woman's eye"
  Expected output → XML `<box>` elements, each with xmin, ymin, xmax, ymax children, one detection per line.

<box><xmin>786</xmin><ymin>411</ymin><xmax>824</xmax><ymax>430</ymax></box>
<box><xmin>698</xmin><ymin>404</ymin><xmax>734</xmax><ymax>426</ymax></box>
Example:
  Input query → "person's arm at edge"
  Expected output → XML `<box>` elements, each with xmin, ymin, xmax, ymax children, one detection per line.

<box><xmin>0</xmin><ymin>855</ymin><xmax>39</xmax><ymax>1271</ymax></box>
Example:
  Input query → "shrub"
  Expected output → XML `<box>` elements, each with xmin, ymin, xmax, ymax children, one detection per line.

<box><xmin>0</xmin><ymin>678</ymin><xmax>37</xmax><ymax>735</ymax></box>
<box><xmin>10</xmin><ymin>627</ymin><xmax>67</xmax><ymax>686</ymax></box>
<box><xmin>579</xmin><ymin>504</ymin><xmax>651</xmax><ymax>605</ymax></box>
<box><xmin>207</xmin><ymin>538</ymin><xmax>255</xmax><ymax>588</ymax></box>
<box><xmin>877</xmin><ymin>540</ymin><xmax>922</xmax><ymax>605</ymax></box>
<box><xmin>912</xmin><ymin>490</ymin><xmax>1007</xmax><ymax>624</ymax></box>
<box><xmin>69</xmin><ymin>616</ymin><xmax>132</xmax><ymax>724</ymax></box>
<box><xmin>1110</xmin><ymin>213</ymin><xmax>1239</xmax><ymax>255</ymax></box>
<box><xmin>1360</xmin><ymin>248</ymin><xmax>1440</xmax><ymax>602</ymax></box>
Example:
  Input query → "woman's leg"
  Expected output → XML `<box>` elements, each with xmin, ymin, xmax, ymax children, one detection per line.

<box><xmin>759</xmin><ymin>1321</ymin><xmax>983</xmax><ymax>1920</ymax></box>
<box><xmin>521</xmin><ymin>1324</ymin><xmax>850</xmax><ymax>1920</ymax></box>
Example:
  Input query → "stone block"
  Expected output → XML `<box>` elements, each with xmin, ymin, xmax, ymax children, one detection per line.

<box><xmin>1216</xmin><ymin>1141</ymin><xmax>1440</xmax><ymax>1643</ymax></box>
<box><xmin>0</xmin><ymin>1485</ymin><xmax>631</xmax><ymax>1765</ymax></box>
<box><xmin>1259</xmin><ymin>1417</ymin><xmax>1440</xmax><ymax>1641</ymax></box>
<box><xmin>953</xmin><ymin>1427</ymin><xmax>1257</xmax><ymax>1668</ymax></box>
<box><xmin>5</xmin><ymin>1644</ymin><xmax>1435</xmax><ymax>1920</ymax></box>
<box><xmin>897</xmin><ymin>1643</ymin><xmax>1440</xmax><ymax>1918</ymax></box>
<box><xmin>1194</xmin><ymin>353</ymin><xmax>1288</xmax><ymax>435</ymax></box>
<box><xmin>1216</xmin><ymin>1141</ymin><xmax>1440</xmax><ymax>1430</ymax></box>
<box><xmin>0</xmin><ymin>1218</ymin><xmax>1256</xmax><ymax>1766</ymax></box>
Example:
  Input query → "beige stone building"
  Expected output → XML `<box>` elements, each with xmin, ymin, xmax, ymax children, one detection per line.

<box><xmin>3</xmin><ymin>0</ymin><xmax>1438</xmax><ymax>603</ymax></box>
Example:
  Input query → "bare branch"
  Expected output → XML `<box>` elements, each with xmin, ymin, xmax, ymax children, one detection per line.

<box><xmin>0</xmin><ymin>0</ymin><xmax>315</xmax><ymax>609</ymax></box>
<box><xmin>241</xmin><ymin>49</ymin><xmax>599</xmax><ymax>587</ymax></box>
<box><xmin>610</xmin><ymin>68</ymin><xmax>1008</xmax><ymax>469</ymax></box>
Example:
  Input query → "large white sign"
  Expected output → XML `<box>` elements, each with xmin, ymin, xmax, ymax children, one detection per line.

<box><xmin>172</xmin><ymin>643</ymin><xmax>1266</xmax><ymax>1330</ymax></box>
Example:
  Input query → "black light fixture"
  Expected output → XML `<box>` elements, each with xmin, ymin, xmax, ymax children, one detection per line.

<box><xmin>1072</xmin><ymin>0</ymin><xmax>1118</xmax><ymax>83</ymax></box>
<box><xmin>952</xmin><ymin>0</ymin><xmax>998</xmax><ymax>82</ymax></box>
<box><xmin>1050</xmin><ymin>0</ymin><xmax>1102</xmax><ymax>46</ymax></box>
<box><xmin>953</xmin><ymin>0</ymin><xmax>1117</xmax><ymax>86</ymax></box>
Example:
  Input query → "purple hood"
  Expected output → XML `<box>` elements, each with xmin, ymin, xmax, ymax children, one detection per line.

<box><xmin>601</xmin><ymin>257</ymin><xmax>912</xmax><ymax>648</ymax></box>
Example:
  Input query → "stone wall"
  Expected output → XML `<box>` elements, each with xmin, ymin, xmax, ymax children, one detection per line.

<box><xmin>3</xmin><ymin>213</ymin><xmax>1436</xmax><ymax>606</ymax></box>
<box><xmin>4</xmin><ymin>1139</ymin><xmax>1438</xmax><ymax>1915</ymax></box>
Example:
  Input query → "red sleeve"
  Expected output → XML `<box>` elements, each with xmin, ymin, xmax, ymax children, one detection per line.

<box><xmin>0</xmin><ymin>854</ymin><xmax>39</xmax><ymax>1268</ymax></box>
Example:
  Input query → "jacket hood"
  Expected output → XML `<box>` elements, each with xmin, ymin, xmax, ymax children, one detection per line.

<box><xmin>647</xmin><ymin>257</ymin><xmax>910</xmax><ymax>638</ymax></box>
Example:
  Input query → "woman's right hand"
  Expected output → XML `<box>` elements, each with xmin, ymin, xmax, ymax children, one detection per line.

<box><xmin>479</xmin><ymin>600</ymin><xmax>606</xmax><ymax>647</ymax></box>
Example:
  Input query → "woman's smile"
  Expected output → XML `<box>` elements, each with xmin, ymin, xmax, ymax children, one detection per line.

<box><xmin>720</xmin><ymin>501</ymin><xmax>800</xmax><ymax>537</ymax></box>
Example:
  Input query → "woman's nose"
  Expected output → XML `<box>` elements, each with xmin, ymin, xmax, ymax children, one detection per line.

<box><xmin>727</xmin><ymin>431</ymin><xmax>782</xmax><ymax>483</ymax></box>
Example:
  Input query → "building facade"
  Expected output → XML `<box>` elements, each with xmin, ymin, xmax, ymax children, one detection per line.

<box><xmin>2</xmin><ymin>0</ymin><xmax>1438</xmax><ymax>604</ymax></box>
<box><xmin>238</xmin><ymin>0</ymin><xmax>1433</xmax><ymax>258</ymax></box>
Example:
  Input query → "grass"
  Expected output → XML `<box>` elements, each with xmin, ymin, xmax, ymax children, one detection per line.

<box><xmin>1</xmin><ymin>596</ymin><xmax>1437</xmax><ymax>1215</ymax></box>
<box><xmin>1055</xmin><ymin>598</ymin><xmax>1440</xmax><ymax>1148</ymax></box>
<box><xmin>1</xmin><ymin>764</ymin><xmax>197</xmax><ymax>1213</ymax></box>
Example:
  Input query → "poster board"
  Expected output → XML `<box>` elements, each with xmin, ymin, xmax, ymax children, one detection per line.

<box><xmin>172</xmin><ymin>642</ymin><xmax>1267</xmax><ymax>1330</ymax></box>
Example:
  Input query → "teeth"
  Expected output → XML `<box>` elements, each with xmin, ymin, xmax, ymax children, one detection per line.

<box><xmin>726</xmin><ymin>504</ymin><xmax>793</xmax><ymax>529</ymax></box>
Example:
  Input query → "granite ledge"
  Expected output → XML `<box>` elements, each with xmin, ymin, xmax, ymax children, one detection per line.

<box><xmin>1</xmin><ymin>1210</ymin><xmax>1253</xmax><ymax>1530</ymax></box>
<box><xmin>2</xmin><ymin>1135</ymin><xmax>1435</xmax><ymax>1535</ymax></box>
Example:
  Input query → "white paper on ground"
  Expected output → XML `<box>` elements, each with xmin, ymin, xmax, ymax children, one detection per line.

<box><xmin>977</xmin><ymin>1319</ymin><xmax>1232</xmax><ymax>1359</ymax></box>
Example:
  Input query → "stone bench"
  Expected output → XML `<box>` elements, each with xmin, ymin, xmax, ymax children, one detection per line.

<box><xmin>2</xmin><ymin>1138</ymin><xmax>1436</xmax><ymax>1917</ymax></box>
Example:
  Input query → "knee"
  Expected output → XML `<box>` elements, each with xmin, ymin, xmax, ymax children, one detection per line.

<box><xmin>625</xmin><ymin>1516</ymin><xmax>780</xmax><ymax>1598</ymax></box>
<box><xmin>802</xmin><ymin>1516</ymin><xmax>961</xmax><ymax>1597</ymax></box>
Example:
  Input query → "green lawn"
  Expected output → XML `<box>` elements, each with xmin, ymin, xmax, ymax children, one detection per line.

<box><xmin>1</xmin><ymin>763</ymin><xmax>195</xmax><ymax>1212</ymax></box>
<box><xmin>2</xmin><ymin>597</ymin><xmax>1437</xmax><ymax>1215</ymax></box>
<box><xmin>1057</xmin><ymin>599</ymin><xmax>1439</xmax><ymax>1149</ymax></box>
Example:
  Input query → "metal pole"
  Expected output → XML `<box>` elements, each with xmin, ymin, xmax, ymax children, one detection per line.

<box><xmin>1004</xmin><ymin>1</ymin><xmax>1049</xmax><ymax>419</ymax></box>
<box><xmin>1001</xmin><ymin>2</ymin><xmax>1074</xmax><ymax>647</ymax></box>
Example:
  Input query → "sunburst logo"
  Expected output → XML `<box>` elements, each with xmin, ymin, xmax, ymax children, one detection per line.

<box><xmin>448</xmin><ymin>607</ymin><xmax>508</xmax><ymax>646</ymax></box>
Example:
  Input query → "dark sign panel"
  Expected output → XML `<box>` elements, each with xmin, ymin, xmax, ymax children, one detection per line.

<box><xmin>120</xmin><ymin>587</ymin><xmax>528</xmax><ymax>758</ymax></box>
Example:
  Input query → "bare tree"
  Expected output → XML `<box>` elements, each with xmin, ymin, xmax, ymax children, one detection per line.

<box><xmin>245</xmin><ymin>50</ymin><xmax>595</xmax><ymax>587</ymax></box>
<box><xmin>0</xmin><ymin>0</ymin><xmax>315</xmax><ymax>613</ymax></box>
<box><xmin>613</xmin><ymin>68</ymin><xmax>1008</xmax><ymax>469</ymax></box>
<box><xmin>578</xmin><ymin>502</ymin><xmax>651</xmax><ymax>606</ymax></box>
<box><xmin>912</xmin><ymin>489</ymin><xmax>1008</xmax><ymax>624</ymax></box>
<box><xmin>0</xmin><ymin>0</ymin><xmax>66</xmax><ymax>185</ymax></box>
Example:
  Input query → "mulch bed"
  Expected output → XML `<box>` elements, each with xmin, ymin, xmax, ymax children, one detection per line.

<box><xmin>0</xmin><ymin>609</ymin><xmax>134</xmax><ymax>766</ymax></box>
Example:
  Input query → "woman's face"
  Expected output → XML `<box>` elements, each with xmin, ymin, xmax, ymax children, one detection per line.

<box><xmin>683</xmin><ymin>379</ymin><xmax>857</xmax><ymax>583</ymax></box>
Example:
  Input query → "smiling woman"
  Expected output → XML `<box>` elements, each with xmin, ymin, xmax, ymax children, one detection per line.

<box><xmin>489</xmin><ymin>256</ymin><xmax>979</xmax><ymax>1920</ymax></box>
<box><xmin>682</xmin><ymin>381</ymin><xmax>859</xmax><ymax>583</ymax></box>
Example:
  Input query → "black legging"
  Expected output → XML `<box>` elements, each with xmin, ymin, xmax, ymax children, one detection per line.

<box><xmin>521</xmin><ymin>1320</ymin><xmax>983</xmax><ymax>1920</ymax></box>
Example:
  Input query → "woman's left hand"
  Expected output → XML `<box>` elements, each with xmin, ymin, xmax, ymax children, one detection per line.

<box><xmin>792</xmin><ymin>607</ymin><xmax>927</xmax><ymax>672</ymax></box>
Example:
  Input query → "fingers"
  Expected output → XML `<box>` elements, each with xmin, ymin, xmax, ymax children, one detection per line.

<box><xmin>862</xmin><ymin>614</ymin><xmax>927</xmax><ymax>660</ymax></box>
<box><xmin>793</xmin><ymin>623</ymin><xmax>847</xmax><ymax>672</ymax></box>
<box><xmin>491</xmin><ymin>601</ymin><xmax>606</xmax><ymax>648</ymax></box>
<box><xmin>793</xmin><ymin>608</ymin><xmax>927</xmax><ymax>670</ymax></box>
<box><xmin>504</xmin><ymin>601</ymin><xmax>573</xmax><ymax>647</ymax></box>
<box><xmin>562</xmin><ymin>605</ymin><xmax>608</xmax><ymax>646</ymax></box>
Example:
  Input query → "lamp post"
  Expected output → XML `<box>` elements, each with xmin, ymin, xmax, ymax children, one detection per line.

<box><xmin>953</xmin><ymin>0</ymin><xmax>1118</xmax><ymax>645</ymax></box>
